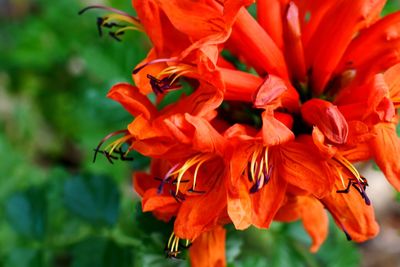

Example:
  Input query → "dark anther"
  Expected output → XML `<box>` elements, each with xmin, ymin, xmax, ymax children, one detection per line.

<box><xmin>97</xmin><ymin>17</ymin><xmax>104</xmax><ymax>36</ymax></box>
<box><xmin>263</xmin><ymin>165</ymin><xmax>273</xmax><ymax>185</ymax></box>
<box><xmin>93</xmin><ymin>129</ymin><xmax>130</xmax><ymax>164</ymax></box>
<box><xmin>249</xmin><ymin>180</ymin><xmax>261</xmax><ymax>194</ymax></box>
<box><xmin>336</xmin><ymin>177</ymin><xmax>371</xmax><ymax>205</ymax></box>
<box><xmin>96</xmin><ymin>17</ymin><xmax>124</xmax><ymax>37</ymax></box>
<box><xmin>171</xmin><ymin>179</ymin><xmax>189</xmax><ymax>185</ymax></box>
<box><xmin>109</xmin><ymin>31</ymin><xmax>124</xmax><ymax>41</ymax></box>
<box><xmin>113</xmin><ymin>147</ymin><xmax>134</xmax><ymax>161</ymax></box>
<box><xmin>146</xmin><ymin>74</ymin><xmax>181</xmax><ymax>95</ymax></box>
<box><xmin>170</xmin><ymin>190</ymin><xmax>185</xmax><ymax>203</ymax></box>
<box><xmin>155</xmin><ymin>177</ymin><xmax>171</xmax><ymax>194</ymax></box>
<box><xmin>93</xmin><ymin>148</ymin><xmax>118</xmax><ymax>164</ymax></box>
<box><xmin>165</xmin><ymin>250</ymin><xmax>181</xmax><ymax>259</ymax></box>
<box><xmin>187</xmin><ymin>188</ymin><xmax>206</xmax><ymax>194</ymax></box>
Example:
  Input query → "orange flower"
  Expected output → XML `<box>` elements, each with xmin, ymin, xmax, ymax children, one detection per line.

<box><xmin>86</xmin><ymin>0</ymin><xmax>400</xmax><ymax>264</ymax></box>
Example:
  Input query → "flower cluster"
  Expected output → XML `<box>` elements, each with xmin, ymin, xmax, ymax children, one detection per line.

<box><xmin>86</xmin><ymin>1</ymin><xmax>400</xmax><ymax>266</ymax></box>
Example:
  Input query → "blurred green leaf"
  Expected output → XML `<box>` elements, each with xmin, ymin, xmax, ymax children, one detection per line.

<box><xmin>63</xmin><ymin>174</ymin><xmax>120</xmax><ymax>226</ymax></box>
<box><xmin>71</xmin><ymin>237</ymin><xmax>133</xmax><ymax>267</ymax></box>
<box><xmin>226</xmin><ymin>234</ymin><xmax>243</xmax><ymax>263</ymax></box>
<box><xmin>5</xmin><ymin>188</ymin><xmax>47</xmax><ymax>240</ymax></box>
<box><xmin>5</xmin><ymin>247</ymin><xmax>42</xmax><ymax>267</ymax></box>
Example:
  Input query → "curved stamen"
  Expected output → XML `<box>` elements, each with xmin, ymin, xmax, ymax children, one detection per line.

<box><xmin>332</xmin><ymin>155</ymin><xmax>371</xmax><ymax>205</ymax></box>
<box><xmin>78</xmin><ymin>5</ymin><xmax>140</xmax><ymax>23</ymax></box>
<box><xmin>248</xmin><ymin>146</ymin><xmax>270</xmax><ymax>193</ymax></box>
<box><xmin>132</xmin><ymin>58</ymin><xmax>178</xmax><ymax>75</ymax></box>
<box><xmin>93</xmin><ymin>130</ymin><xmax>134</xmax><ymax>163</ymax></box>
<box><xmin>165</xmin><ymin>232</ymin><xmax>190</xmax><ymax>259</ymax></box>
<box><xmin>159</xmin><ymin>154</ymin><xmax>213</xmax><ymax>198</ymax></box>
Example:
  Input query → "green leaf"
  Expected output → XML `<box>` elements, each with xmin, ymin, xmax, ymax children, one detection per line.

<box><xmin>5</xmin><ymin>188</ymin><xmax>47</xmax><ymax>239</ymax></box>
<box><xmin>5</xmin><ymin>247</ymin><xmax>42</xmax><ymax>267</ymax></box>
<box><xmin>63</xmin><ymin>174</ymin><xmax>120</xmax><ymax>226</ymax></box>
<box><xmin>226</xmin><ymin>235</ymin><xmax>243</xmax><ymax>263</ymax></box>
<box><xmin>71</xmin><ymin>237</ymin><xmax>133</xmax><ymax>267</ymax></box>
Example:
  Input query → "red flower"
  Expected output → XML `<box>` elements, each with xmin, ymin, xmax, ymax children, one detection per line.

<box><xmin>86</xmin><ymin>0</ymin><xmax>400</xmax><ymax>265</ymax></box>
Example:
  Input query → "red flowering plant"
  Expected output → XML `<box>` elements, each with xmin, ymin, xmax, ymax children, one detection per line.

<box><xmin>83</xmin><ymin>0</ymin><xmax>400</xmax><ymax>266</ymax></box>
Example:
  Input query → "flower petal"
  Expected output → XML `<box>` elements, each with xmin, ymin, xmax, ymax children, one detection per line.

<box><xmin>107</xmin><ymin>83</ymin><xmax>157</xmax><ymax>120</ymax></box>
<box><xmin>322</xmin><ymin>178</ymin><xmax>379</xmax><ymax>242</ymax></box>
<box><xmin>371</xmin><ymin>122</ymin><xmax>400</xmax><ymax>191</ymax></box>
<box><xmin>301</xmin><ymin>99</ymin><xmax>349</xmax><ymax>144</ymax></box>
<box><xmin>301</xmin><ymin>197</ymin><xmax>328</xmax><ymax>253</ymax></box>
<box><xmin>189</xmin><ymin>226</ymin><xmax>226</xmax><ymax>267</ymax></box>
<box><xmin>229</xmin><ymin>8</ymin><xmax>288</xmax><ymax>78</ymax></box>
<box><xmin>257</xmin><ymin>0</ymin><xmax>284</xmax><ymax>49</ymax></box>
<box><xmin>253</xmin><ymin>75</ymin><xmax>288</xmax><ymax>109</ymax></box>
<box><xmin>142</xmin><ymin>188</ymin><xmax>180</xmax><ymax>222</ymax></box>
<box><xmin>305</xmin><ymin>0</ymin><xmax>386</xmax><ymax>93</ymax></box>
<box><xmin>338</xmin><ymin>12</ymin><xmax>400</xmax><ymax>82</ymax></box>
<box><xmin>174</xmin><ymin>166</ymin><xmax>227</xmax><ymax>240</ymax></box>
<box><xmin>279</xmin><ymin>141</ymin><xmax>333</xmax><ymax>198</ymax></box>
<box><xmin>261</xmin><ymin>112</ymin><xmax>294</xmax><ymax>146</ymax></box>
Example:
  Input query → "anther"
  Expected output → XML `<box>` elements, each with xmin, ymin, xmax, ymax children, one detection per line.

<box><xmin>248</xmin><ymin>146</ymin><xmax>271</xmax><ymax>193</ymax></box>
<box><xmin>93</xmin><ymin>129</ymin><xmax>134</xmax><ymax>164</ymax></box>
<box><xmin>165</xmin><ymin>232</ymin><xmax>190</xmax><ymax>259</ymax></box>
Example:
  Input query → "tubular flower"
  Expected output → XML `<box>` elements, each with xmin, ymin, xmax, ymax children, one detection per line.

<box><xmin>86</xmin><ymin>0</ymin><xmax>400</xmax><ymax>265</ymax></box>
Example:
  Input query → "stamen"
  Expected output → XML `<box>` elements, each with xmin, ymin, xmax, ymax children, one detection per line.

<box><xmin>248</xmin><ymin>146</ymin><xmax>270</xmax><ymax>193</ymax></box>
<box><xmin>336</xmin><ymin>178</ymin><xmax>371</xmax><ymax>206</ymax></box>
<box><xmin>147</xmin><ymin>74</ymin><xmax>182</xmax><ymax>95</ymax></box>
<box><xmin>332</xmin><ymin>155</ymin><xmax>371</xmax><ymax>205</ymax></box>
<box><xmin>79</xmin><ymin>5</ymin><xmax>143</xmax><ymax>41</ymax></box>
<box><xmin>165</xmin><ymin>232</ymin><xmax>190</xmax><ymax>259</ymax></box>
<box><xmin>160</xmin><ymin>154</ymin><xmax>214</xmax><ymax>197</ymax></box>
<box><xmin>93</xmin><ymin>130</ymin><xmax>134</xmax><ymax>163</ymax></box>
<box><xmin>79</xmin><ymin>5</ymin><xmax>140</xmax><ymax>22</ymax></box>
<box><xmin>132</xmin><ymin>58</ymin><xmax>178</xmax><ymax>75</ymax></box>
<box><xmin>332</xmin><ymin>155</ymin><xmax>363</xmax><ymax>183</ymax></box>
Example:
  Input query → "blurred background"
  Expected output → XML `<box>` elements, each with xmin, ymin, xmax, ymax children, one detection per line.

<box><xmin>0</xmin><ymin>0</ymin><xmax>399</xmax><ymax>266</ymax></box>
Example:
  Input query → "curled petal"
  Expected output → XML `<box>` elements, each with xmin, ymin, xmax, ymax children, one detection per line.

<box><xmin>142</xmin><ymin>189</ymin><xmax>179</xmax><ymax>222</ymax></box>
<box><xmin>253</xmin><ymin>75</ymin><xmax>288</xmax><ymax>109</ymax></box>
<box><xmin>107</xmin><ymin>83</ymin><xmax>156</xmax><ymax>120</ymax></box>
<box><xmin>301</xmin><ymin>99</ymin><xmax>349</xmax><ymax>144</ymax></box>
<box><xmin>261</xmin><ymin>112</ymin><xmax>294</xmax><ymax>146</ymax></box>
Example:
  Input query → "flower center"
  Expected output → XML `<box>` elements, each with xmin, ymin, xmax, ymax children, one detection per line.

<box><xmin>157</xmin><ymin>154</ymin><xmax>214</xmax><ymax>200</ymax></box>
<box><xmin>247</xmin><ymin>146</ymin><xmax>272</xmax><ymax>193</ymax></box>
